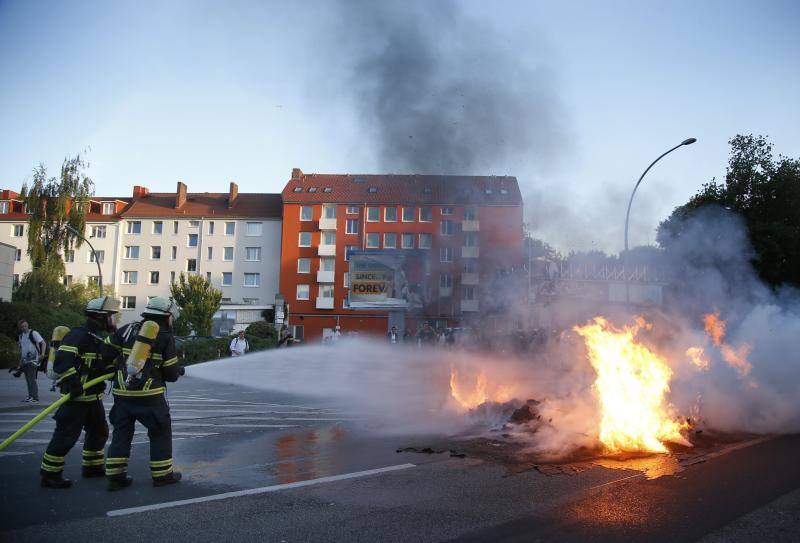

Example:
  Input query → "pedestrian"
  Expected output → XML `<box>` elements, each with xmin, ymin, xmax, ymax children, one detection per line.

<box><xmin>229</xmin><ymin>330</ymin><xmax>250</xmax><ymax>357</ymax></box>
<box><xmin>104</xmin><ymin>296</ymin><xmax>184</xmax><ymax>491</ymax></box>
<box><xmin>417</xmin><ymin>323</ymin><xmax>437</xmax><ymax>347</ymax></box>
<box><xmin>332</xmin><ymin>326</ymin><xmax>342</xmax><ymax>342</ymax></box>
<box><xmin>40</xmin><ymin>296</ymin><xmax>120</xmax><ymax>489</ymax></box>
<box><xmin>16</xmin><ymin>320</ymin><xmax>45</xmax><ymax>403</ymax></box>
<box><xmin>387</xmin><ymin>325</ymin><xmax>400</xmax><ymax>344</ymax></box>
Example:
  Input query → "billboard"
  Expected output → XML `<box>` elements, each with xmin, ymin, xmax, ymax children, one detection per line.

<box><xmin>347</xmin><ymin>250</ymin><xmax>428</xmax><ymax>310</ymax></box>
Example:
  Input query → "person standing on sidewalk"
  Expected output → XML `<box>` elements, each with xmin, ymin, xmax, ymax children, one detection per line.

<box><xmin>229</xmin><ymin>330</ymin><xmax>250</xmax><ymax>357</ymax></box>
<box><xmin>16</xmin><ymin>320</ymin><xmax>45</xmax><ymax>403</ymax></box>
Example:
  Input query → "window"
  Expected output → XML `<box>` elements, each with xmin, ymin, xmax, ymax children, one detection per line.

<box><xmin>402</xmin><ymin>207</ymin><xmax>415</xmax><ymax>222</ymax></box>
<box><xmin>419</xmin><ymin>233</ymin><xmax>432</xmax><ymax>249</ymax></box>
<box><xmin>90</xmin><ymin>225</ymin><xmax>106</xmax><ymax>238</ymax></box>
<box><xmin>246</xmin><ymin>222</ymin><xmax>262</xmax><ymax>236</ymax></box>
<box><xmin>402</xmin><ymin>233</ymin><xmax>414</xmax><ymax>249</ymax></box>
<box><xmin>440</xmin><ymin>273</ymin><xmax>453</xmax><ymax>288</ymax></box>
<box><xmin>323</xmin><ymin>187</ymin><xmax>333</xmax><ymax>193</ymax></box>
<box><xmin>222</xmin><ymin>272</ymin><xmax>232</xmax><ymax>286</ymax></box>
<box><xmin>300</xmin><ymin>206</ymin><xmax>313</xmax><ymax>221</ymax></box>
<box><xmin>225</xmin><ymin>222</ymin><xmax>235</xmax><ymax>235</ymax></box>
<box><xmin>368</xmin><ymin>187</ymin><xmax>378</xmax><ymax>193</ymax></box>
<box><xmin>297</xmin><ymin>258</ymin><xmax>311</xmax><ymax>273</ymax></box>
<box><xmin>319</xmin><ymin>284</ymin><xmax>334</xmax><ymax>298</ymax></box>
<box><xmin>0</xmin><ymin>201</ymin><xmax>8</xmax><ymax>214</ymax></box>
<box><xmin>122</xmin><ymin>296</ymin><xmax>136</xmax><ymax>310</ymax></box>
<box><xmin>102</xmin><ymin>202</ymin><xmax>115</xmax><ymax>215</ymax></box>
<box><xmin>346</xmin><ymin>219</ymin><xmax>359</xmax><ymax>234</ymax></box>
<box><xmin>207</xmin><ymin>247</ymin><xmax>213</xmax><ymax>260</ymax></box>
<box><xmin>243</xmin><ymin>297</ymin><xmax>259</xmax><ymax>304</ymax></box>
<box><xmin>463</xmin><ymin>259</ymin><xmax>477</xmax><ymax>273</ymax></box>
<box><xmin>500</xmin><ymin>188</ymin><xmax>509</xmax><ymax>195</ymax></box>
<box><xmin>320</xmin><ymin>258</ymin><xmax>335</xmax><ymax>271</ymax></box>
<box><xmin>440</xmin><ymin>220</ymin><xmax>455</xmax><ymax>236</ymax></box>
<box><xmin>299</xmin><ymin>232</ymin><xmax>312</xmax><ymax>247</ymax></box>
<box><xmin>87</xmin><ymin>276</ymin><xmax>100</xmax><ymax>287</ymax></box>
<box><xmin>64</xmin><ymin>250</ymin><xmax>74</xmax><ymax>263</ymax></box>
<box><xmin>173</xmin><ymin>221</ymin><xmax>179</xmax><ymax>234</ymax></box>
<box><xmin>206</xmin><ymin>272</ymin><xmax>211</xmax><ymax>282</ymax></box>
<box><xmin>291</xmin><ymin>325</ymin><xmax>304</xmax><ymax>341</ymax></box>
<box><xmin>366</xmin><ymin>233</ymin><xmax>380</xmax><ymax>248</ymax></box>
<box><xmin>484</xmin><ymin>189</ymin><xmax>493</xmax><ymax>195</ymax></box>
<box><xmin>464</xmin><ymin>208</ymin><xmax>477</xmax><ymax>220</ymax></box>
<box><xmin>367</xmin><ymin>207</ymin><xmax>380</xmax><ymax>221</ymax></box>
<box><xmin>462</xmin><ymin>286</ymin><xmax>477</xmax><ymax>300</ymax></box>
<box><xmin>308</xmin><ymin>187</ymin><xmax>317</xmax><ymax>193</ymax></box>
<box><xmin>89</xmin><ymin>250</ymin><xmax>105</xmax><ymax>264</ymax></box>
<box><xmin>323</xmin><ymin>205</ymin><xmax>336</xmax><ymax>219</ymax></box>
<box><xmin>440</xmin><ymin>246</ymin><xmax>454</xmax><ymax>262</ymax></box>
<box><xmin>15</xmin><ymin>248</ymin><xmax>21</xmax><ymax>261</ymax></box>
<box><xmin>223</xmin><ymin>247</ymin><xmax>234</xmax><ymax>260</ymax></box>
<box><xmin>384</xmin><ymin>233</ymin><xmax>397</xmax><ymax>249</ymax></box>
<box><xmin>13</xmin><ymin>224</ymin><xmax>24</xmax><ymax>237</ymax></box>
<box><xmin>296</xmin><ymin>284</ymin><xmax>310</xmax><ymax>300</ymax></box>
<box><xmin>149</xmin><ymin>271</ymin><xmax>159</xmax><ymax>285</ymax></box>
<box><xmin>293</xmin><ymin>187</ymin><xmax>302</xmax><ymax>193</ymax></box>
<box><xmin>170</xmin><ymin>271</ymin><xmax>175</xmax><ymax>283</ymax></box>
<box><xmin>245</xmin><ymin>247</ymin><xmax>261</xmax><ymax>261</ymax></box>
<box><xmin>322</xmin><ymin>231</ymin><xmax>336</xmax><ymax>245</ymax></box>
<box><xmin>243</xmin><ymin>273</ymin><xmax>260</xmax><ymax>287</ymax></box>
<box><xmin>343</xmin><ymin>272</ymin><xmax>349</xmax><ymax>288</ymax></box>
<box><xmin>441</xmin><ymin>207</ymin><xmax>454</xmax><ymax>215</ymax></box>
<box><xmin>124</xmin><ymin>246</ymin><xmax>139</xmax><ymax>259</ymax></box>
<box><xmin>346</xmin><ymin>206</ymin><xmax>359</xmax><ymax>215</ymax></box>
<box><xmin>189</xmin><ymin>220</ymin><xmax>200</xmax><ymax>228</ymax></box>
<box><xmin>384</xmin><ymin>207</ymin><xmax>397</xmax><ymax>222</ymax></box>
<box><xmin>62</xmin><ymin>275</ymin><xmax>72</xmax><ymax>286</ymax></box>
<box><xmin>345</xmin><ymin>245</ymin><xmax>358</xmax><ymax>261</ymax></box>
<box><xmin>171</xmin><ymin>246</ymin><xmax>177</xmax><ymax>260</ymax></box>
<box><xmin>122</xmin><ymin>271</ymin><xmax>138</xmax><ymax>284</ymax></box>
<box><xmin>187</xmin><ymin>234</ymin><xmax>198</xmax><ymax>247</ymax></box>
<box><xmin>187</xmin><ymin>259</ymin><xmax>197</xmax><ymax>272</ymax></box>
<box><xmin>419</xmin><ymin>207</ymin><xmax>432</xmax><ymax>222</ymax></box>
<box><xmin>208</xmin><ymin>221</ymin><xmax>215</xmax><ymax>235</ymax></box>
<box><xmin>127</xmin><ymin>221</ymin><xmax>141</xmax><ymax>234</ymax></box>
<box><xmin>464</xmin><ymin>232</ymin><xmax>479</xmax><ymax>247</ymax></box>
<box><xmin>153</xmin><ymin>221</ymin><xmax>164</xmax><ymax>235</ymax></box>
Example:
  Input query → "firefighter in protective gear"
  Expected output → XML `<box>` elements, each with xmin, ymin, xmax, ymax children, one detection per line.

<box><xmin>105</xmin><ymin>296</ymin><xmax>184</xmax><ymax>491</ymax></box>
<box><xmin>40</xmin><ymin>296</ymin><xmax>120</xmax><ymax>489</ymax></box>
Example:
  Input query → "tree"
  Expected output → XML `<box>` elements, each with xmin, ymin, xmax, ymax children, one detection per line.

<box><xmin>15</xmin><ymin>155</ymin><xmax>94</xmax><ymax>304</ymax></box>
<box><xmin>169</xmin><ymin>273</ymin><xmax>222</xmax><ymax>336</ymax></box>
<box><xmin>658</xmin><ymin>135</ymin><xmax>800</xmax><ymax>288</ymax></box>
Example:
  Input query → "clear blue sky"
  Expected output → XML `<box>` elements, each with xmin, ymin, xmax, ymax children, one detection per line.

<box><xmin>1</xmin><ymin>0</ymin><xmax>797</xmax><ymax>251</ymax></box>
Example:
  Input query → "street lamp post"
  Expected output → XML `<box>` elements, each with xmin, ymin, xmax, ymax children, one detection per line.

<box><xmin>66</xmin><ymin>224</ymin><xmax>103</xmax><ymax>296</ymax></box>
<box><xmin>624</xmin><ymin>138</ymin><xmax>696</xmax><ymax>305</ymax></box>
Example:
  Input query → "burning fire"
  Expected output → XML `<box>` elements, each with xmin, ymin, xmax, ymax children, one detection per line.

<box><xmin>686</xmin><ymin>347</ymin><xmax>709</xmax><ymax>371</ymax></box>
<box><xmin>702</xmin><ymin>311</ymin><xmax>753</xmax><ymax>376</ymax></box>
<box><xmin>574</xmin><ymin>317</ymin><xmax>689</xmax><ymax>454</ymax></box>
<box><xmin>449</xmin><ymin>368</ymin><xmax>512</xmax><ymax>410</ymax></box>
<box><xmin>703</xmin><ymin>311</ymin><xmax>726</xmax><ymax>347</ymax></box>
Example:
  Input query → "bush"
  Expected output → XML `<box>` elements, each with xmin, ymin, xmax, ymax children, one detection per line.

<box><xmin>245</xmin><ymin>321</ymin><xmax>278</xmax><ymax>343</ymax></box>
<box><xmin>0</xmin><ymin>301</ymin><xmax>85</xmax><ymax>368</ymax></box>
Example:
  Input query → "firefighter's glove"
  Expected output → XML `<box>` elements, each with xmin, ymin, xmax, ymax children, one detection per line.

<box><xmin>179</xmin><ymin>366</ymin><xmax>186</xmax><ymax>376</ymax></box>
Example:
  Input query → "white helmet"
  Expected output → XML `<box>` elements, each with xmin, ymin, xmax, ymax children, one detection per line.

<box><xmin>142</xmin><ymin>296</ymin><xmax>180</xmax><ymax>321</ymax></box>
<box><xmin>85</xmin><ymin>296</ymin><xmax>120</xmax><ymax>315</ymax></box>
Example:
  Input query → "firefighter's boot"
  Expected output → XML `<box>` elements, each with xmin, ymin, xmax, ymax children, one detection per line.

<box><xmin>41</xmin><ymin>474</ymin><xmax>73</xmax><ymax>489</ymax></box>
<box><xmin>107</xmin><ymin>474</ymin><xmax>133</xmax><ymax>492</ymax></box>
<box><xmin>153</xmin><ymin>471</ymin><xmax>182</xmax><ymax>487</ymax></box>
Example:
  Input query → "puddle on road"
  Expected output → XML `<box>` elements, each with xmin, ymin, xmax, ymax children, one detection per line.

<box><xmin>592</xmin><ymin>454</ymin><xmax>683</xmax><ymax>479</ymax></box>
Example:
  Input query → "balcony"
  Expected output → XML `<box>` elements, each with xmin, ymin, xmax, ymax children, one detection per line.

<box><xmin>461</xmin><ymin>300</ymin><xmax>479</xmax><ymax>312</ymax></box>
<box><xmin>315</xmin><ymin>297</ymin><xmax>335</xmax><ymax>310</ymax></box>
<box><xmin>461</xmin><ymin>220</ymin><xmax>480</xmax><ymax>232</ymax></box>
<box><xmin>461</xmin><ymin>273</ymin><xmax>479</xmax><ymax>285</ymax></box>
<box><xmin>317</xmin><ymin>270</ymin><xmax>335</xmax><ymax>283</ymax></box>
<box><xmin>318</xmin><ymin>244</ymin><xmax>336</xmax><ymax>257</ymax></box>
<box><xmin>318</xmin><ymin>217</ymin><xmax>337</xmax><ymax>230</ymax></box>
<box><xmin>461</xmin><ymin>246</ymin><xmax>480</xmax><ymax>259</ymax></box>
<box><xmin>439</xmin><ymin>286</ymin><xmax>452</xmax><ymax>297</ymax></box>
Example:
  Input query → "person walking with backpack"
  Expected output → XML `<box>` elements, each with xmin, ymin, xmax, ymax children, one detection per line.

<box><xmin>104</xmin><ymin>297</ymin><xmax>184</xmax><ymax>491</ymax></box>
<box><xmin>229</xmin><ymin>330</ymin><xmax>250</xmax><ymax>356</ymax></box>
<box><xmin>15</xmin><ymin>320</ymin><xmax>45</xmax><ymax>403</ymax></box>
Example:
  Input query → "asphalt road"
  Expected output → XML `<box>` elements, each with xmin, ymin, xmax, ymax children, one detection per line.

<box><xmin>1</xmin><ymin>372</ymin><xmax>798</xmax><ymax>542</ymax></box>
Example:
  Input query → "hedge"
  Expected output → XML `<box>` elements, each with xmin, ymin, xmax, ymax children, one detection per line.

<box><xmin>177</xmin><ymin>334</ymin><xmax>276</xmax><ymax>366</ymax></box>
<box><xmin>0</xmin><ymin>301</ymin><xmax>85</xmax><ymax>368</ymax></box>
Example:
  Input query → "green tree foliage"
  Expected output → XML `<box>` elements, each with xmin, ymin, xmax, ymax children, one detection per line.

<box><xmin>0</xmin><ymin>301</ymin><xmax>85</xmax><ymax>368</ymax></box>
<box><xmin>169</xmin><ymin>273</ymin><xmax>222</xmax><ymax>336</ymax></box>
<box><xmin>15</xmin><ymin>156</ymin><xmax>94</xmax><ymax>304</ymax></box>
<box><xmin>658</xmin><ymin>135</ymin><xmax>800</xmax><ymax>288</ymax></box>
<box><xmin>245</xmin><ymin>320</ymin><xmax>278</xmax><ymax>345</ymax></box>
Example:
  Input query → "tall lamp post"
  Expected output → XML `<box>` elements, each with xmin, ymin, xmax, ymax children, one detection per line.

<box><xmin>624</xmin><ymin>137</ymin><xmax>696</xmax><ymax>304</ymax></box>
<box><xmin>66</xmin><ymin>224</ymin><xmax>103</xmax><ymax>296</ymax></box>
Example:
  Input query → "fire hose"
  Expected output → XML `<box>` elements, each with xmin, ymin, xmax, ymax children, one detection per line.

<box><xmin>0</xmin><ymin>373</ymin><xmax>114</xmax><ymax>451</ymax></box>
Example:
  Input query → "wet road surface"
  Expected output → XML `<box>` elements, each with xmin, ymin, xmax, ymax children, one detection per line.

<box><xmin>1</xmin><ymin>374</ymin><xmax>799</xmax><ymax>542</ymax></box>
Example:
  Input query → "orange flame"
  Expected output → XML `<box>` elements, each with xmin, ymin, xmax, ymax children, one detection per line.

<box><xmin>686</xmin><ymin>347</ymin><xmax>709</xmax><ymax>371</ymax></box>
<box><xmin>449</xmin><ymin>368</ymin><xmax>512</xmax><ymax>410</ymax></box>
<box><xmin>703</xmin><ymin>311</ymin><xmax>726</xmax><ymax>346</ymax></box>
<box><xmin>574</xmin><ymin>317</ymin><xmax>689</xmax><ymax>454</ymax></box>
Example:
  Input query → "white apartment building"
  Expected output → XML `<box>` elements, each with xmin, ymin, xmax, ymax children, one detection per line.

<box><xmin>0</xmin><ymin>183</ymin><xmax>283</xmax><ymax>332</ymax></box>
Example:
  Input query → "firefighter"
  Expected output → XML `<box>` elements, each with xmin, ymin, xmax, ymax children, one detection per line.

<box><xmin>40</xmin><ymin>296</ymin><xmax>120</xmax><ymax>489</ymax></box>
<box><xmin>104</xmin><ymin>296</ymin><xmax>184</xmax><ymax>491</ymax></box>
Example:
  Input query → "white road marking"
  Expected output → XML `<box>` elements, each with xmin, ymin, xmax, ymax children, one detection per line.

<box><xmin>106</xmin><ymin>463</ymin><xmax>416</xmax><ymax>517</ymax></box>
<box><xmin>10</xmin><ymin>438</ymin><xmax>50</xmax><ymax>444</ymax></box>
<box><xmin>173</xmin><ymin>423</ymin><xmax>298</xmax><ymax>428</ymax></box>
<box><xmin>0</xmin><ymin>451</ymin><xmax>34</xmax><ymax>457</ymax></box>
<box><xmin>170</xmin><ymin>432</ymin><xmax>219</xmax><ymax>437</ymax></box>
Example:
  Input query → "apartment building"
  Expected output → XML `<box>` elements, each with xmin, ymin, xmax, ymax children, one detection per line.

<box><xmin>279</xmin><ymin>169</ymin><xmax>524</xmax><ymax>342</ymax></box>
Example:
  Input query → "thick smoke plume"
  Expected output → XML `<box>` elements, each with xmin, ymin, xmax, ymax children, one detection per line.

<box><xmin>334</xmin><ymin>0</ymin><xmax>569</xmax><ymax>175</ymax></box>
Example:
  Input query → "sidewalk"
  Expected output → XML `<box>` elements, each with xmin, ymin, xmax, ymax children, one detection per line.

<box><xmin>0</xmin><ymin>371</ymin><xmax>64</xmax><ymax>411</ymax></box>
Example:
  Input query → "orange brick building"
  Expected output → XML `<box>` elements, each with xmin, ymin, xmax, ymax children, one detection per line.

<box><xmin>279</xmin><ymin>169</ymin><xmax>524</xmax><ymax>342</ymax></box>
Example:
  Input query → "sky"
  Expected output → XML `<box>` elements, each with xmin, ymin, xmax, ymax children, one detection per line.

<box><xmin>1</xmin><ymin>0</ymin><xmax>798</xmax><ymax>252</ymax></box>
